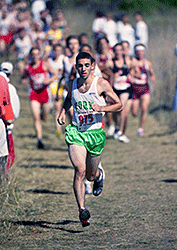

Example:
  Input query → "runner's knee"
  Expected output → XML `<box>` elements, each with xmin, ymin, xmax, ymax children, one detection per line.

<box><xmin>75</xmin><ymin>168</ymin><xmax>86</xmax><ymax>180</ymax></box>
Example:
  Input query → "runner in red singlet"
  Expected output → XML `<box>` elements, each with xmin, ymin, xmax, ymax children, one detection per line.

<box><xmin>22</xmin><ymin>47</ymin><xmax>58</xmax><ymax>149</ymax></box>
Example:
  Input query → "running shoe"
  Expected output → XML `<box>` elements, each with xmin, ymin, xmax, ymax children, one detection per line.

<box><xmin>85</xmin><ymin>179</ymin><xmax>92</xmax><ymax>194</ymax></box>
<box><xmin>118</xmin><ymin>134</ymin><xmax>130</xmax><ymax>143</ymax></box>
<box><xmin>107</xmin><ymin>125</ymin><xmax>115</xmax><ymax>136</ymax></box>
<box><xmin>37</xmin><ymin>140</ymin><xmax>45</xmax><ymax>149</ymax></box>
<box><xmin>79</xmin><ymin>208</ymin><xmax>91</xmax><ymax>227</ymax></box>
<box><xmin>114</xmin><ymin>130</ymin><xmax>122</xmax><ymax>140</ymax></box>
<box><xmin>137</xmin><ymin>128</ymin><xmax>146</xmax><ymax>138</ymax></box>
<box><xmin>93</xmin><ymin>167</ymin><xmax>104</xmax><ymax>196</ymax></box>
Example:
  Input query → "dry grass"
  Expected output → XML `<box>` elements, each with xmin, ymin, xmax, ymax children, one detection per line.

<box><xmin>0</xmin><ymin>8</ymin><xmax>177</xmax><ymax>250</ymax></box>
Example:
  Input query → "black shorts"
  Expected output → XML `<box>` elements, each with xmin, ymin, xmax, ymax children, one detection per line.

<box><xmin>113</xmin><ymin>86</ymin><xmax>133</xmax><ymax>99</ymax></box>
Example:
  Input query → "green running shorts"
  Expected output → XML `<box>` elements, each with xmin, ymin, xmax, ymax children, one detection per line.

<box><xmin>65</xmin><ymin>124</ymin><xmax>106</xmax><ymax>157</ymax></box>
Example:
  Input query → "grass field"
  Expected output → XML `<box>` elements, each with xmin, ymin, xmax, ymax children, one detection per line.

<box><xmin>1</xmin><ymin>8</ymin><xmax>177</xmax><ymax>250</ymax></box>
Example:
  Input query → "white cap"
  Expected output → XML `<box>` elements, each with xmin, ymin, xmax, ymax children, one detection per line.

<box><xmin>1</xmin><ymin>62</ymin><xmax>13</xmax><ymax>74</ymax></box>
<box><xmin>135</xmin><ymin>45</ymin><xmax>146</xmax><ymax>51</ymax></box>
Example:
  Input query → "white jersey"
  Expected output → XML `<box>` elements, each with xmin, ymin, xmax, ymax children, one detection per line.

<box><xmin>48</xmin><ymin>55</ymin><xmax>65</xmax><ymax>82</ymax></box>
<box><xmin>135</xmin><ymin>20</ymin><xmax>148</xmax><ymax>47</ymax></box>
<box><xmin>92</xmin><ymin>17</ymin><xmax>106</xmax><ymax>33</ymax></box>
<box><xmin>63</xmin><ymin>56</ymin><xmax>73</xmax><ymax>84</ymax></box>
<box><xmin>0</xmin><ymin>119</ymin><xmax>8</xmax><ymax>157</ymax></box>
<box><xmin>72</xmin><ymin>76</ymin><xmax>106</xmax><ymax>131</ymax></box>
<box><xmin>103</xmin><ymin>19</ymin><xmax>117</xmax><ymax>47</ymax></box>
<box><xmin>9</xmin><ymin>83</ymin><xmax>20</xmax><ymax>120</ymax></box>
<box><xmin>118</xmin><ymin>23</ymin><xmax>135</xmax><ymax>55</ymax></box>
<box><xmin>15</xmin><ymin>35</ymin><xmax>32</xmax><ymax>60</ymax></box>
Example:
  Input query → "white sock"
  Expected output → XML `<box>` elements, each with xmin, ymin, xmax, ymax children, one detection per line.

<box><xmin>117</xmin><ymin>131</ymin><xmax>123</xmax><ymax>136</ymax></box>
<box><xmin>97</xmin><ymin>169</ymin><xmax>103</xmax><ymax>182</ymax></box>
<box><xmin>138</xmin><ymin>128</ymin><xmax>143</xmax><ymax>133</ymax></box>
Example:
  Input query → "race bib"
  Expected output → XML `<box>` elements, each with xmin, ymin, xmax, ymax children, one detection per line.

<box><xmin>134</xmin><ymin>73</ymin><xmax>147</xmax><ymax>85</ymax></box>
<box><xmin>31</xmin><ymin>73</ymin><xmax>48</xmax><ymax>90</ymax></box>
<box><xmin>77</xmin><ymin>112</ymin><xmax>96</xmax><ymax>131</ymax></box>
<box><xmin>113</xmin><ymin>75</ymin><xmax>130</xmax><ymax>90</ymax></box>
<box><xmin>74</xmin><ymin>111</ymin><xmax>103</xmax><ymax>132</ymax></box>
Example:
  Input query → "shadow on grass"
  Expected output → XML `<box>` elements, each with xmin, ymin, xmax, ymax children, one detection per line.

<box><xmin>50</xmin><ymin>147</ymin><xmax>68</xmax><ymax>152</ymax></box>
<box><xmin>149</xmin><ymin>104</ymin><xmax>172</xmax><ymax>114</ymax></box>
<box><xmin>20</xmin><ymin>164</ymin><xmax>73</xmax><ymax>169</ymax></box>
<box><xmin>11</xmin><ymin>220</ymin><xmax>83</xmax><ymax>233</ymax></box>
<box><xmin>148</xmin><ymin>129</ymin><xmax>177</xmax><ymax>138</ymax></box>
<box><xmin>17</xmin><ymin>134</ymin><xmax>36</xmax><ymax>139</ymax></box>
<box><xmin>26</xmin><ymin>189</ymin><xmax>69</xmax><ymax>195</ymax></box>
<box><xmin>161</xmin><ymin>179</ymin><xmax>177</xmax><ymax>183</ymax></box>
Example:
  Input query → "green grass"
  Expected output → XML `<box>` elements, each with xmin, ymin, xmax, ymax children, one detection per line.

<box><xmin>1</xmin><ymin>7</ymin><xmax>177</xmax><ymax>250</ymax></box>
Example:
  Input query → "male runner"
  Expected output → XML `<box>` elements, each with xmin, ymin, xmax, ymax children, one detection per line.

<box><xmin>58</xmin><ymin>52</ymin><xmax>123</xmax><ymax>227</ymax></box>
<box><xmin>22</xmin><ymin>47</ymin><xmax>58</xmax><ymax>149</ymax></box>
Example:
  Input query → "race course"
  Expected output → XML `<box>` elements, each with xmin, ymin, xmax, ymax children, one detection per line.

<box><xmin>0</xmin><ymin>68</ymin><xmax>177</xmax><ymax>250</ymax></box>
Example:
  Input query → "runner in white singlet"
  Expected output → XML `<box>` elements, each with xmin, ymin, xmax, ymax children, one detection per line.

<box><xmin>58</xmin><ymin>52</ymin><xmax>123</xmax><ymax>227</ymax></box>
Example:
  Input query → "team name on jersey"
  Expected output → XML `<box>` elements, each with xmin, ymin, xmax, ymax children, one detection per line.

<box><xmin>74</xmin><ymin>101</ymin><xmax>93</xmax><ymax>111</ymax></box>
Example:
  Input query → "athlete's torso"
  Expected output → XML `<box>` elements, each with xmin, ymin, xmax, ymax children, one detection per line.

<box><xmin>27</xmin><ymin>60</ymin><xmax>49</xmax><ymax>92</ymax></box>
<box><xmin>72</xmin><ymin>76</ymin><xmax>106</xmax><ymax>131</ymax></box>
<box><xmin>134</xmin><ymin>59</ymin><xmax>149</xmax><ymax>85</ymax></box>
<box><xmin>112</xmin><ymin>57</ymin><xmax>131</xmax><ymax>90</ymax></box>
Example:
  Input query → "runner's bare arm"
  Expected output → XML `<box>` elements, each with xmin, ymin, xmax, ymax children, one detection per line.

<box><xmin>129</xmin><ymin>58</ymin><xmax>141</xmax><ymax>79</ymax></box>
<box><xmin>21</xmin><ymin>67</ymin><xmax>28</xmax><ymax>85</ymax></box>
<box><xmin>148</xmin><ymin>61</ymin><xmax>156</xmax><ymax>83</ymax></box>
<box><xmin>43</xmin><ymin>61</ymin><xmax>58</xmax><ymax>85</ymax></box>
<box><xmin>91</xmin><ymin>78</ymin><xmax>123</xmax><ymax>113</ymax></box>
<box><xmin>57</xmin><ymin>80</ymin><xmax>72</xmax><ymax>125</ymax></box>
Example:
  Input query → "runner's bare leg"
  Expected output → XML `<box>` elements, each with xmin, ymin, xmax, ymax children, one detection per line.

<box><xmin>68</xmin><ymin>144</ymin><xmax>87</xmax><ymax>209</ymax></box>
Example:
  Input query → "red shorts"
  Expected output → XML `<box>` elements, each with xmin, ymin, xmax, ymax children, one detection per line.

<box><xmin>0</xmin><ymin>33</ymin><xmax>14</xmax><ymax>44</ymax></box>
<box><xmin>132</xmin><ymin>83</ymin><xmax>150</xmax><ymax>100</ymax></box>
<box><xmin>29</xmin><ymin>88</ymin><xmax>49</xmax><ymax>106</ymax></box>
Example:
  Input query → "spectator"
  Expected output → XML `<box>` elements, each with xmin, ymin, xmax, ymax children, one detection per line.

<box><xmin>103</xmin><ymin>14</ymin><xmax>117</xmax><ymax>48</ymax></box>
<box><xmin>134</xmin><ymin>11</ymin><xmax>148</xmax><ymax>47</ymax></box>
<box><xmin>92</xmin><ymin>11</ymin><xmax>106</xmax><ymax>42</ymax></box>
<box><xmin>31</xmin><ymin>0</ymin><xmax>46</xmax><ymax>20</ymax></box>
<box><xmin>0</xmin><ymin>69</ymin><xmax>14</xmax><ymax>185</ymax></box>
<box><xmin>0</xmin><ymin>62</ymin><xmax>20</xmax><ymax>180</ymax></box>
<box><xmin>117</xmin><ymin>14</ymin><xmax>135</xmax><ymax>55</ymax></box>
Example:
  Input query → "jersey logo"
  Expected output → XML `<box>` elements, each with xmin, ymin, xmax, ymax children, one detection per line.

<box><xmin>74</xmin><ymin>101</ymin><xmax>93</xmax><ymax>111</ymax></box>
<box><xmin>89</xmin><ymin>92</ymin><xmax>96</xmax><ymax>95</ymax></box>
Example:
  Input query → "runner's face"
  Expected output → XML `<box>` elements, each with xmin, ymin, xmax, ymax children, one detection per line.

<box><xmin>54</xmin><ymin>46</ymin><xmax>63</xmax><ymax>57</ymax></box>
<box><xmin>114</xmin><ymin>45</ymin><xmax>123</xmax><ymax>58</ymax></box>
<box><xmin>122</xmin><ymin>42</ymin><xmax>129</xmax><ymax>56</ymax></box>
<box><xmin>68</xmin><ymin>38</ymin><xmax>79</xmax><ymax>54</ymax></box>
<box><xmin>100</xmin><ymin>38</ymin><xmax>109</xmax><ymax>50</ymax></box>
<box><xmin>31</xmin><ymin>49</ymin><xmax>40</xmax><ymax>62</ymax></box>
<box><xmin>76</xmin><ymin>58</ymin><xmax>93</xmax><ymax>79</ymax></box>
<box><xmin>136</xmin><ymin>49</ymin><xmax>145</xmax><ymax>59</ymax></box>
<box><xmin>80</xmin><ymin>46</ymin><xmax>92</xmax><ymax>55</ymax></box>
